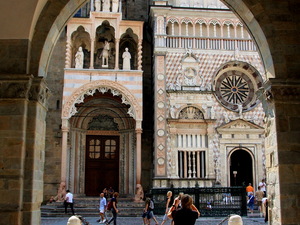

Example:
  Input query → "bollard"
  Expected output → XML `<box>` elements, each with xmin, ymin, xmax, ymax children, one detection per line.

<box><xmin>67</xmin><ymin>216</ymin><xmax>82</xmax><ymax>225</ymax></box>
<box><xmin>228</xmin><ymin>214</ymin><xmax>243</xmax><ymax>225</ymax></box>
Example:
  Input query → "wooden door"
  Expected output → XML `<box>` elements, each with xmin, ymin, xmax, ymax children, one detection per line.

<box><xmin>85</xmin><ymin>135</ymin><xmax>119</xmax><ymax>196</ymax></box>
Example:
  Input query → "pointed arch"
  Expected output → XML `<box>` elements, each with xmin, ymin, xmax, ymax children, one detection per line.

<box><xmin>62</xmin><ymin>80</ymin><xmax>142</xmax><ymax>120</ymax></box>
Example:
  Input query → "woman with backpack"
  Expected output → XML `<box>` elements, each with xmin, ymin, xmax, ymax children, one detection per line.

<box><xmin>106</xmin><ymin>192</ymin><xmax>119</xmax><ymax>225</ymax></box>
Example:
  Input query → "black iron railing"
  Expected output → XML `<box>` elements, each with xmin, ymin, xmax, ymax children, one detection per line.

<box><xmin>150</xmin><ymin>186</ymin><xmax>247</xmax><ymax>217</ymax></box>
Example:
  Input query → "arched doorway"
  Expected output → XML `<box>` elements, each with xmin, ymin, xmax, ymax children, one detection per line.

<box><xmin>229</xmin><ymin>149</ymin><xmax>253</xmax><ymax>186</ymax></box>
<box><xmin>65</xmin><ymin>89</ymin><xmax>138</xmax><ymax>196</ymax></box>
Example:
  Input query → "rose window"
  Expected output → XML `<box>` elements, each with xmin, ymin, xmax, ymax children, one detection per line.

<box><xmin>213</xmin><ymin>62</ymin><xmax>263</xmax><ymax>112</ymax></box>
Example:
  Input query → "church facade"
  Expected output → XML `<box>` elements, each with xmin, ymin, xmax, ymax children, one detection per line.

<box><xmin>1</xmin><ymin>0</ymin><xmax>300</xmax><ymax>224</ymax></box>
<box><xmin>44</xmin><ymin>0</ymin><xmax>267</xmax><ymax>201</ymax></box>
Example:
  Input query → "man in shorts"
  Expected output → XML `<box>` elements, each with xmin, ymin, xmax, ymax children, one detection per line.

<box><xmin>97</xmin><ymin>193</ymin><xmax>107</xmax><ymax>223</ymax></box>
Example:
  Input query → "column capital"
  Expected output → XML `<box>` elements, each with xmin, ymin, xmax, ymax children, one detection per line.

<box><xmin>29</xmin><ymin>77</ymin><xmax>50</xmax><ymax>108</ymax></box>
<box><xmin>135</xmin><ymin>128</ymin><xmax>143</xmax><ymax>134</ymax></box>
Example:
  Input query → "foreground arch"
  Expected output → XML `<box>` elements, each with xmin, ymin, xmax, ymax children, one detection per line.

<box><xmin>0</xmin><ymin>0</ymin><xmax>300</xmax><ymax>224</ymax></box>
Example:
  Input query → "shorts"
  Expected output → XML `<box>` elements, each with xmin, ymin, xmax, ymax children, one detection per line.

<box><xmin>99</xmin><ymin>207</ymin><xmax>105</xmax><ymax>213</ymax></box>
<box><xmin>147</xmin><ymin>211</ymin><xmax>154</xmax><ymax>219</ymax></box>
<box><xmin>142</xmin><ymin>211</ymin><xmax>149</xmax><ymax>218</ymax></box>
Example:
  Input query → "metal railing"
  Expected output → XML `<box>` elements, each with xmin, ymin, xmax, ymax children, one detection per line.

<box><xmin>150</xmin><ymin>186</ymin><xmax>247</xmax><ymax>217</ymax></box>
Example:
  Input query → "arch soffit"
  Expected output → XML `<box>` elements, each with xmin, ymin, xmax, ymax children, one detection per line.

<box><xmin>62</xmin><ymin>80</ymin><xmax>142</xmax><ymax>121</ymax></box>
<box><xmin>175</xmin><ymin>104</ymin><xmax>206</xmax><ymax>119</ymax></box>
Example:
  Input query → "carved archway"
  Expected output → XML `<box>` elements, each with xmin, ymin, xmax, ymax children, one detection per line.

<box><xmin>62</xmin><ymin>80</ymin><xmax>142</xmax><ymax>121</ymax></box>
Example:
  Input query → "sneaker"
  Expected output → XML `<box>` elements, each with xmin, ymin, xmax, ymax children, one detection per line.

<box><xmin>96</xmin><ymin>219</ymin><xmax>101</xmax><ymax>223</ymax></box>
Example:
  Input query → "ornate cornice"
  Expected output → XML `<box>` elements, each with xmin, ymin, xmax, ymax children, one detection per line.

<box><xmin>266</xmin><ymin>79</ymin><xmax>300</xmax><ymax>102</ymax></box>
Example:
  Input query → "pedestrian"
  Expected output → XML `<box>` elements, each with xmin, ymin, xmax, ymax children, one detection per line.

<box><xmin>255</xmin><ymin>186</ymin><xmax>264</xmax><ymax>217</ymax></box>
<box><xmin>103</xmin><ymin>188</ymin><xmax>109</xmax><ymax>199</ymax></box>
<box><xmin>146</xmin><ymin>195</ymin><xmax>159</xmax><ymax>225</ymax></box>
<box><xmin>259</xmin><ymin>179</ymin><xmax>267</xmax><ymax>197</ymax></box>
<box><xmin>142</xmin><ymin>194</ymin><xmax>151</xmax><ymax>225</ymax></box>
<box><xmin>167</xmin><ymin>194</ymin><xmax>200</xmax><ymax>225</ymax></box>
<box><xmin>106</xmin><ymin>192</ymin><xmax>119</xmax><ymax>225</ymax></box>
<box><xmin>246</xmin><ymin>183</ymin><xmax>254</xmax><ymax>195</ymax></box>
<box><xmin>262</xmin><ymin>197</ymin><xmax>268</xmax><ymax>221</ymax></box>
<box><xmin>64</xmin><ymin>190</ymin><xmax>75</xmax><ymax>215</ymax></box>
<box><xmin>97</xmin><ymin>193</ymin><xmax>107</xmax><ymax>223</ymax></box>
<box><xmin>247</xmin><ymin>192</ymin><xmax>255</xmax><ymax>214</ymax></box>
<box><xmin>160</xmin><ymin>191</ymin><xmax>173</xmax><ymax>225</ymax></box>
<box><xmin>108</xmin><ymin>187</ymin><xmax>114</xmax><ymax>198</ymax></box>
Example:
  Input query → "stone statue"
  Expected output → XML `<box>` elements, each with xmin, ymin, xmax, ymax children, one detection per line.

<box><xmin>100</xmin><ymin>41</ymin><xmax>110</xmax><ymax>67</ymax></box>
<box><xmin>170</xmin><ymin>105</ymin><xmax>176</xmax><ymax>118</ymax></box>
<box><xmin>122</xmin><ymin>47</ymin><xmax>131</xmax><ymax>70</ymax></box>
<box><xmin>102</xmin><ymin>0</ymin><xmax>110</xmax><ymax>12</ymax></box>
<box><xmin>75</xmin><ymin>47</ymin><xmax>84</xmax><ymax>69</ymax></box>
<box><xmin>134</xmin><ymin>184</ymin><xmax>144</xmax><ymax>202</ymax></box>
<box><xmin>112</xmin><ymin>0</ymin><xmax>119</xmax><ymax>12</ymax></box>
<box><xmin>211</xmin><ymin>106</ymin><xmax>215</xmax><ymax>119</ymax></box>
<box><xmin>238</xmin><ymin>103</ymin><xmax>243</xmax><ymax>119</ymax></box>
<box><xmin>95</xmin><ymin>0</ymin><xmax>101</xmax><ymax>11</ymax></box>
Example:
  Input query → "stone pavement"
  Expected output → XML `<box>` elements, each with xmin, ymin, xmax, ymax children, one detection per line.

<box><xmin>42</xmin><ymin>215</ymin><xmax>266</xmax><ymax>225</ymax></box>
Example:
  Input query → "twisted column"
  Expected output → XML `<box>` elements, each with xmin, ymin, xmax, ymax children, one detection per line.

<box><xmin>137</xmin><ymin>39</ymin><xmax>142</xmax><ymax>70</ymax></box>
<box><xmin>65</xmin><ymin>36</ymin><xmax>72</xmax><ymax>68</ymax></box>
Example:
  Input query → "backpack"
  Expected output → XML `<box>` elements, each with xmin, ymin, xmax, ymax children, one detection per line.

<box><xmin>107</xmin><ymin>200</ymin><xmax>113</xmax><ymax>210</ymax></box>
<box><xmin>149</xmin><ymin>200</ymin><xmax>154</xmax><ymax>210</ymax></box>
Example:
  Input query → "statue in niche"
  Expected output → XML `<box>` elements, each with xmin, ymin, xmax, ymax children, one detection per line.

<box><xmin>99</xmin><ymin>41</ymin><xmax>110</xmax><ymax>67</ymax></box>
<box><xmin>75</xmin><ymin>47</ymin><xmax>84</xmax><ymax>69</ymax></box>
<box><xmin>112</xmin><ymin>0</ymin><xmax>119</xmax><ymax>12</ymax></box>
<box><xmin>237</xmin><ymin>103</ymin><xmax>243</xmax><ymax>119</ymax></box>
<box><xmin>170</xmin><ymin>105</ymin><xmax>176</xmax><ymax>118</ymax></box>
<box><xmin>122</xmin><ymin>48</ymin><xmax>131</xmax><ymax>70</ymax></box>
<box><xmin>95</xmin><ymin>0</ymin><xmax>101</xmax><ymax>11</ymax></box>
<box><xmin>211</xmin><ymin>106</ymin><xmax>215</xmax><ymax>119</ymax></box>
<box><xmin>102</xmin><ymin>0</ymin><xmax>110</xmax><ymax>12</ymax></box>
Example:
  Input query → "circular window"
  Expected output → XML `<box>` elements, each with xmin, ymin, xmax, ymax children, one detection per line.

<box><xmin>213</xmin><ymin>62</ymin><xmax>263</xmax><ymax>112</ymax></box>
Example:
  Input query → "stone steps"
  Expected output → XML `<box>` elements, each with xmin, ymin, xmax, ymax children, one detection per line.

<box><xmin>41</xmin><ymin>197</ymin><xmax>145</xmax><ymax>217</ymax></box>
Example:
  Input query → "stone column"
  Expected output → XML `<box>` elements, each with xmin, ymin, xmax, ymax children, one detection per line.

<box><xmin>258</xmin><ymin>79</ymin><xmax>300</xmax><ymax>224</ymax></box>
<box><xmin>135</xmin><ymin>127</ymin><xmax>142</xmax><ymax>185</ymax></box>
<box><xmin>90</xmin><ymin>38</ymin><xmax>95</xmax><ymax>69</ymax></box>
<box><xmin>115</xmin><ymin>38</ymin><xmax>120</xmax><ymax>70</ymax></box>
<box><xmin>60</xmin><ymin>118</ymin><xmax>70</xmax><ymax>197</ymax></box>
<box><xmin>23</xmin><ymin>77</ymin><xmax>49</xmax><ymax>225</ymax></box>
<box><xmin>65</xmin><ymin>36</ymin><xmax>72</xmax><ymax>68</ymax></box>
<box><xmin>137</xmin><ymin>39</ymin><xmax>142</xmax><ymax>70</ymax></box>
<box><xmin>0</xmin><ymin>74</ymin><xmax>48</xmax><ymax>225</ymax></box>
